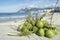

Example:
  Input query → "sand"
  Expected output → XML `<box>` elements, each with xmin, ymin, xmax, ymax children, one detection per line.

<box><xmin>0</xmin><ymin>13</ymin><xmax>60</xmax><ymax>40</ymax></box>
<box><xmin>44</xmin><ymin>13</ymin><xmax>60</xmax><ymax>25</ymax></box>
<box><xmin>0</xmin><ymin>20</ymin><xmax>25</xmax><ymax>26</ymax></box>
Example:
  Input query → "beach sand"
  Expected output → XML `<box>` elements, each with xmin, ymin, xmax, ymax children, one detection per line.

<box><xmin>0</xmin><ymin>13</ymin><xmax>60</xmax><ymax>40</ymax></box>
<box><xmin>44</xmin><ymin>13</ymin><xmax>60</xmax><ymax>25</ymax></box>
<box><xmin>0</xmin><ymin>20</ymin><xmax>25</xmax><ymax>26</ymax></box>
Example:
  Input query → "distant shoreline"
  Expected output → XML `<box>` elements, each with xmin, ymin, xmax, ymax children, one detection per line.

<box><xmin>0</xmin><ymin>13</ymin><xmax>60</xmax><ymax>25</ymax></box>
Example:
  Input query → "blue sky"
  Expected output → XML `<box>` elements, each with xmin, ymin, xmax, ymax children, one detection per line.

<box><xmin>0</xmin><ymin>0</ymin><xmax>59</xmax><ymax>12</ymax></box>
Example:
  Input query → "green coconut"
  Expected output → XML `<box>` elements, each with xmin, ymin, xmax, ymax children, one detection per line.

<box><xmin>44</xmin><ymin>28</ymin><xmax>48</xmax><ymax>31</ymax></box>
<box><xmin>49</xmin><ymin>24</ymin><xmax>56</xmax><ymax>29</ymax></box>
<box><xmin>21</xmin><ymin>28</ymin><xmax>31</xmax><ymax>36</ymax></box>
<box><xmin>26</xmin><ymin>19</ymin><xmax>31</xmax><ymax>23</ymax></box>
<box><xmin>53</xmin><ymin>29</ymin><xmax>58</xmax><ymax>35</ymax></box>
<box><xmin>17</xmin><ymin>25</ymin><xmax>23</xmax><ymax>31</ymax></box>
<box><xmin>26</xmin><ymin>23</ymin><xmax>33</xmax><ymax>30</ymax></box>
<box><xmin>45</xmin><ymin>29</ymin><xmax>55</xmax><ymax>38</ymax></box>
<box><xmin>36</xmin><ymin>20</ymin><xmax>44</xmax><ymax>28</ymax></box>
<box><xmin>38</xmin><ymin>29</ymin><xmax>45</xmax><ymax>36</ymax></box>
<box><xmin>32</xmin><ymin>26</ymin><xmax>38</xmax><ymax>33</ymax></box>
<box><xmin>43</xmin><ymin>21</ymin><xmax>49</xmax><ymax>28</ymax></box>
<box><xmin>30</xmin><ymin>20</ymin><xmax>35</xmax><ymax>26</ymax></box>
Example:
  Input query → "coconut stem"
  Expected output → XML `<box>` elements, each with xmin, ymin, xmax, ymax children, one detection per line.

<box><xmin>50</xmin><ymin>13</ymin><xmax>54</xmax><ymax>24</ymax></box>
<box><xmin>50</xmin><ymin>0</ymin><xmax>59</xmax><ymax>24</ymax></box>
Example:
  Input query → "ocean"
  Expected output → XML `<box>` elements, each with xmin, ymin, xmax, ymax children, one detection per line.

<box><xmin>0</xmin><ymin>12</ymin><xmax>44</xmax><ymax>22</ymax></box>
<box><xmin>0</xmin><ymin>13</ymin><xmax>29</xmax><ymax>22</ymax></box>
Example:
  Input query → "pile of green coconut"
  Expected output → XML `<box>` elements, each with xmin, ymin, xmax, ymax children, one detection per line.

<box><xmin>8</xmin><ymin>10</ymin><xmax>58</xmax><ymax>38</ymax></box>
<box><xmin>17</xmin><ymin>10</ymin><xmax>58</xmax><ymax>38</ymax></box>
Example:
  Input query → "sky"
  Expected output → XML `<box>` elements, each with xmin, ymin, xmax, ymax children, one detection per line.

<box><xmin>0</xmin><ymin>0</ymin><xmax>60</xmax><ymax>13</ymax></box>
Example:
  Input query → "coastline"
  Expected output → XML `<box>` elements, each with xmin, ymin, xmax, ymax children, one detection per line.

<box><xmin>0</xmin><ymin>20</ymin><xmax>25</xmax><ymax>26</ymax></box>
<box><xmin>0</xmin><ymin>13</ymin><xmax>60</xmax><ymax>26</ymax></box>
<box><xmin>0</xmin><ymin>13</ymin><xmax>60</xmax><ymax>40</ymax></box>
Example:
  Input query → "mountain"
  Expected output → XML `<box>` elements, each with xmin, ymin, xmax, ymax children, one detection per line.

<box><xmin>17</xmin><ymin>7</ymin><xmax>60</xmax><ymax>14</ymax></box>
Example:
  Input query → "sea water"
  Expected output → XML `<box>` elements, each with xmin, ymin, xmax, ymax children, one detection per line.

<box><xmin>0</xmin><ymin>12</ymin><xmax>43</xmax><ymax>22</ymax></box>
<box><xmin>0</xmin><ymin>13</ymin><xmax>28</xmax><ymax>22</ymax></box>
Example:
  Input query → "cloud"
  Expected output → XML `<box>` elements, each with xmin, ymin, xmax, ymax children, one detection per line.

<box><xmin>0</xmin><ymin>5</ymin><xmax>19</xmax><ymax>12</ymax></box>
<box><xmin>26</xmin><ymin>4</ymin><xmax>38</xmax><ymax>8</ymax></box>
<box><xmin>0</xmin><ymin>0</ymin><xmax>59</xmax><ymax>13</ymax></box>
<box><xmin>0</xmin><ymin>4</ymin><xmax>37</xmax><ymax>12</ymax></box>
<box><xmin>0</xmin><ymin>3</ymin><xmax>27</xmax><ymax>12</ymax></box>
<box><xmin>42</xmin><ymin>3</ymin><xmax>56</xmax><ymax>7</ymax></box>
